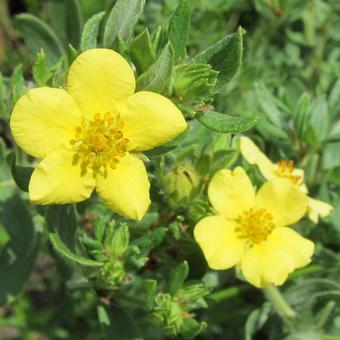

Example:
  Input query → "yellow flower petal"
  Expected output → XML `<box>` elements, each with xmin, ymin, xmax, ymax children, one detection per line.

<box><xmin>119</xmin><ymin>91</ymin><xmax>187</xmax><ymax>151</ymax></box>
<box><xmin>95</xmin><ymin>154</ymin><xmax>150</xmax><ymax>220</ymax></box>
<box><xmin>67</xmin><ymin>49</ymin><xmax>135</xmax><ymax>120</ymax></box>
<box><xmin>29</xmin><ymin>151</ymin><xmax>95</xmax><ymax>204</ymax></box>
<box><xmin>308</xmin><ymin>198</ymin><xmax>334</xmax><ymax>223</ymax></box>
<box><xmin>194</xmin><ymin>215</ymin><xmax>245</xmax><ymax>270</ymax></box>
<box><xmin>208</xmin><ymin>167</ymin><xmax>255</xmax><ymax>219</ymax></box>
<box><xmin>241</xmin><ymin>227</ymin><xmax>314</xmax><ymax>288</ymax></box>
<box><xmin>10</xmin><ymin>88</ymin><xmax>81</xmax><ymax>158</ymax></box>
<box><xmin>239</xmin><ymin>136</ymin><xmax>276</xmax><ymax>180</ymax></box>
<box><xmin>268</xmin><ymin>227</ymin><xmax>314</xmax><ymax>268</ymax></box>
<box><xmin>255</xmin><ymin>179</ymin><xmax>308</xmax><ymax>226</ymax></box>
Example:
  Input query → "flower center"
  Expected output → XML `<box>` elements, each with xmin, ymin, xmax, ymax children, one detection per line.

<box><xmin>235</xmin><ymin>207</ymin><xmax>275</xmax><ymax>244</ymax></box>
<box><xmin>70</xmin><ymin>112</ymin><xmax>129</xmax><ymax>175</ymax></box>
<box><xmin>275</xmin><ymin>160</ymin><xmax>301</xmax><ymax>186</ymax></box>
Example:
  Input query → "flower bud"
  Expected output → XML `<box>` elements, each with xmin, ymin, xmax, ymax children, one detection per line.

<box><xmin>173</xmin><ymin>63</ymin><xmax>218</xmax><ymax>101</ymax></box>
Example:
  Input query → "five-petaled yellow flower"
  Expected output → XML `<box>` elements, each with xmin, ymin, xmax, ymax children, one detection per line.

<box><xmin>10</xmin><ymin>49</ymin><xmax>187</xmax><ymax>220</ymax></box>
<box><xmin>194</xmin><ymin>167</ymin><xmax>314</xmax><ymax>288</ymax></box>
<box><xmin>240</xmin><ymin>136</ymin><xmax>333</xmax><ymax>223</ymax></box>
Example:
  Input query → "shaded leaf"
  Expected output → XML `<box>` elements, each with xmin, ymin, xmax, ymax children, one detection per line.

<box><xmin>49</xmin><ymin>233</ymin><xmax>103</xmax><ymax>269</ymax></box>
<box><xmin>15</xmin><ymin>13</ymin><xmax>65</xmax><ymax>65</ymax></box>
<box><xmin>136</xmin><ymin>42</ymin><xmax>174</xmax><ymax>93</ymax></box>
<box><xmin>129</xmin><ymin>28</ymin><xmax>155</xmax><ymax>74</ymax></box>
<box><xmin>49</xmin><ymin>0</ymin><xmax>83</xmax><ymax>48</ymax></box>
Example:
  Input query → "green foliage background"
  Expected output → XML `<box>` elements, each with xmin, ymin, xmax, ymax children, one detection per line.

<box><xmin>0</xmin><ymin>0</ymin><xmax>340</xmax><ymax>339</ymax></box>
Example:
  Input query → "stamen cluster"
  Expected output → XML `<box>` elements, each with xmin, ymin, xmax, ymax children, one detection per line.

<box><xmin>70</xmin><ymin>112</ymin><xmax>129</xmax><ymax>175</ymax></box>
<box><xmin>276</xmin><ymin>160</ymin><xmax>301</xmax><ymax>186</ymax></box>
<box><xmin>236</xmin><ymin>207</ymin><xmax>275</xmax><ymax>244</ymax></box>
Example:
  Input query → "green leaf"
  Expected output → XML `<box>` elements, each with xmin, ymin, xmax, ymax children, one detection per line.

<box><xmin>7</xmin><ymin>152</ymin><xmax>34</xmax><ymax>192</ymax></box>
<box><xmin>0</xmin><ymin>72</ymin><xmax>9</xmax><ymax>120</ymax></box>
<box><xmin>256</xmin><ymin>117</ymin><xmax>289</xmax><ymax>141</ymax></box>
<box><xmin>294</xmin><ymin>92</ymin><xmax>311</xmax><ymax>140</ymax></box>
<box><xmin>48</xmin><ymin>0</ymin><xmax>83</xmax><ymax>48</ymax></box>
<box><xmin>168</xmin><ymin>0</ymin><xmax>191</xmax><ymax>61</ymax></box>
<box><xmin>15</xmin><ymin>13</ymin><xmax>65</xmax><ymax>66</ymax></box>
<box><xmin>169</xmin><ymin>261</ymin><xmax>189</xmax><ymax>296</ymax></box>
<box><xmin>0</xmin><ymin>195</ymin><xmax>39</xmax><ymax>306</ymax></box>
<box><xmin>144</xmin><ymin>279</ymin><xmax>157</xmax><ymax>310</ymax></box>
<box><xmin>0</xmin><ymin>195</ymin><xmax>34</xmax><ymax>254</ymax></box>
<box><xmin>32</xmin><ymin>50</ymin><xmax>53</xmax><ymax>86</ymax></box>
<box><xmin>127</xmin><ymin>227</ymin><xmax>167</xmax><ymax>268</ymax></box>
<box><xmin>80</xmin><ymin>11</ymin><xmax>105</xmax><ymax>51</ymax></box>
<box><xmin>255</xmin><ymin>82</ymin><xmax>285</xmax><ymax>128</ymax></box>
<box><xmin>305</xmin><ymin>95</ymin><xmax>330</xmax><ymax>146</ymax></box>
<box><xmin>196</xmin><ymin>111</ymin><xmax>259</xmax><ymax>133</ymax></box>
<box><xmin>322</xmin><ymin>142</ymin><xmax>340</xmax><ymax>170</ymax></box>
<box><xmin>131</xmin><ymin>227</ymin><xmax>167</xmax><ymax>254</ymax></box>
<box><xmin>46</xmin><ymin>205</ymin><xmax>77</xmax><ymax>250</ymax></box>
<box><xmin>103</xmin><ymin>0</ymin><xmax>145</xmax><ymax>48</ymax></box>
<box><xmin>98</xmin><ymin>305</ymin><xmax>141</xmax><ymax>340</ymax></box>
<box><xmin>0</xmin><ymin>226</ymin><xmax>10</xmax><ymax>253</ymax></box>
<box><xmin>194</xmin><ymin>26</ymin><xmax>244</xmax><ymax>90</ymax></box>
<box><xmin>49</xmin><ymin>233</ymin><xmax>103</xmax><ymax>269</ymax></box>
<box><xmin>10</xmin><ymin>64</ymin><xmax>25</xmax><ymax>106</ymax></box>
<box><xmin>136</xmin><ymin>42</ymin><xmax>174</xmax><ymax>93</ymax></box>
<box><xmin>180</xmin><ymin>318</ymin><xmax>207</xmax><ymax>339</ymax></box>
<box><xmin>129</xmin><ymin>28</ymin><xmax>155</xmax><ymax>74</ymax></box>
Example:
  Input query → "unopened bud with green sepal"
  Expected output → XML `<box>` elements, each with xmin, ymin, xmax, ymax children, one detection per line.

<box><xmin>162</xmin><ymin>163</ymin><xmax>199</xmax><ymax>206</ymax></box>
<box><xmin>173</xmin><ymin>63</ymin><xmax>218</xmax><ymax>102</ymax></box>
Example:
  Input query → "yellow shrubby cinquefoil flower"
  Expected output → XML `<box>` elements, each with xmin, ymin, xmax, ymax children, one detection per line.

<box><xmin>194</xmin><ymin>167</ymin><xmax>314</xmax><ymax>288</ymax></box>
<box><xmin>10</xmin><ymin>49</ymin><xmax>187</xmax><ymax>220</ymax></box>
<box><xmin>240</xmin><ymin>136</ymin><xmax>333</xmax><ymax>223</ymax></box>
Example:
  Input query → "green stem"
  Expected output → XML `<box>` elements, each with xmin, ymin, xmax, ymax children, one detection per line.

<box><xmin>264</xmin><ymin>284</ymin><xmax>297</xmax><ymax>322</ymax></box>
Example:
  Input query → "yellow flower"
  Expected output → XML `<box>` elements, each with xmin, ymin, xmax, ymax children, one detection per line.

<box><xmin>240</xmin><ymin>136</ymin><xmax>333</xmax><ymax>223</ymax></box>
<box><xmin>10</xmin><ymin>49</ymin><xmax>187</xmax><ymax>220</ymax></box>
<box><xmin>194</xmin><ymin>167</ymin><xmax>314</xmax><ymax>288</ymax></box>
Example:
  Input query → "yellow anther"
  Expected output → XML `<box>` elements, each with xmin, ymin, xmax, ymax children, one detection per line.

<box><xmin>115</xmin><ymin>131</ymin><xmax>123</xmax><ymax>140</ymax></box>
<box><xmin>94</xmin><ymin>113</ymin><xmax>101</xmax><ymax>120</ymax></box>
<box><xmin>276</xmin><ymin>160</ymin><xmax>301</xmax><ymax>186</ymax></box>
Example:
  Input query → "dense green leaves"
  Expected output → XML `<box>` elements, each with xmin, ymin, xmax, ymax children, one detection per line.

<box><xmin>0</xmin><ymin>195</ymin><xmax>39</xmax><ymax>306</ymax></box>
<box><xmin>103</xmin><ymin>0</ymin><xmax>145</xmax><ymax>47</ymax></box>
<box><xmin>15</xmin><ymin>13</ymin><xmax>65</xmax><ymax>65</ymax></box>
<box><xmin>2</xmin><ymin>1</ymin><xmax>340</xmax><ymax>339</ymax></box>
<box><xmin>48</xmin><ymin>0</ymin><xmax>83</xmax><ymax>48</ymax></box>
